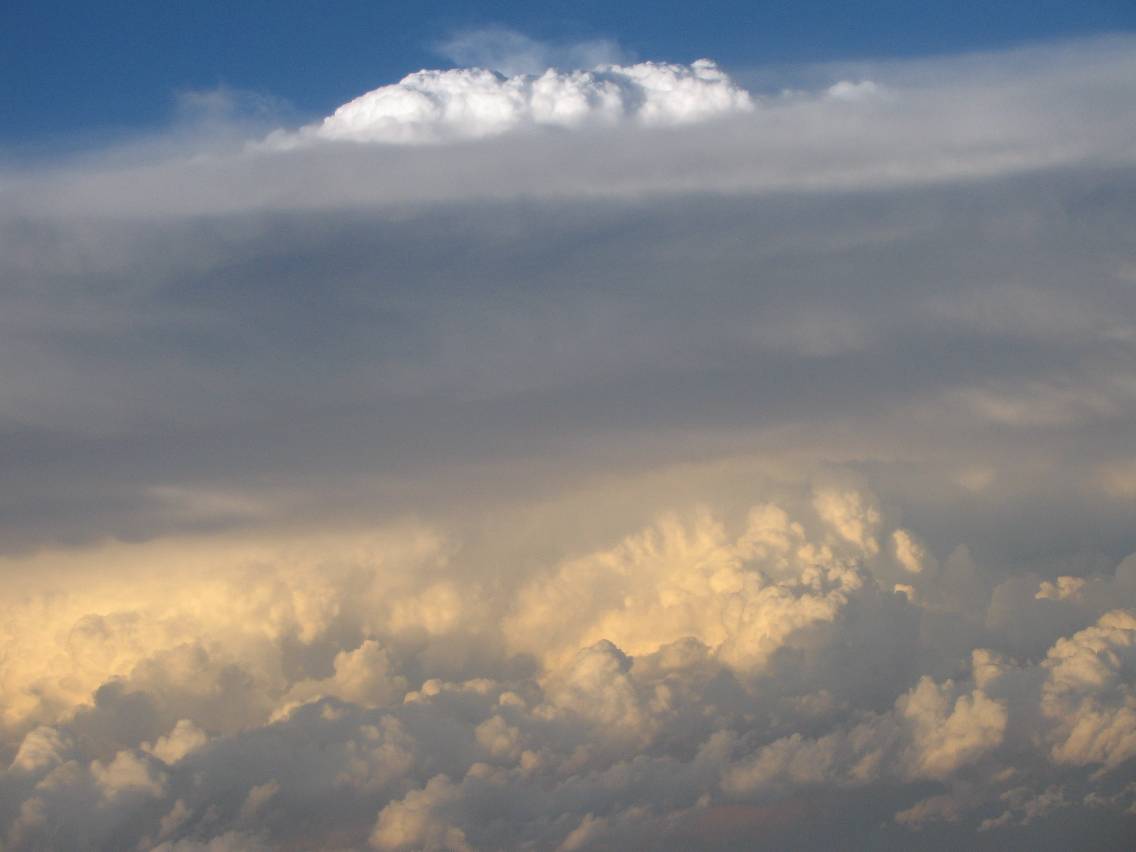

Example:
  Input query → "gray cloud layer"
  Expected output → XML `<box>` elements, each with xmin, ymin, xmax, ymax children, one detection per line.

<box><xmin>1</xmin><ymin>35</ymin><xmax>1135</xmax><ymax>851</ymax></box>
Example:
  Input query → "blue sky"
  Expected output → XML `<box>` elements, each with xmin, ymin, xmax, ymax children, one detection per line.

<box><xmin>3</xmin><ymin>0</ymin><xmax>1135</xmax><ymax>145</ymax></box>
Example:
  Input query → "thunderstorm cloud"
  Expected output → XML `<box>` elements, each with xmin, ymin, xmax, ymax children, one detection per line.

<box><xmin>1</xmin><ymin>32</ymin><xmax>1136</xmax><ymax>851</ymax></box>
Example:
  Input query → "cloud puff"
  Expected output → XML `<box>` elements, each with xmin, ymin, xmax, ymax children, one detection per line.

<box><xmin>504</xmin><ymin>502</ymin><xmax>873</xmax><ymax>673</ymax></box>
<box><xmin>1042</xmin><ymin>610</ymin><xmax>1136</xmax><ymax>768</ymax></box>
<box><xmin>91</xmin><ymin>749</ymin><xmax>167</xmax><ymax>800</ymax></box>
<box><xmin>274</xmin><ymin>58</ymin><xmax>752</xmax><ymax>146</ymax></box>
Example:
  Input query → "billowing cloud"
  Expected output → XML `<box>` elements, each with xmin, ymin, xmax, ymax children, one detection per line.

<box><xmin>1</xmin><ymin>33</ymin><xmax>1136</xmax><ymax>851</ymax></box>
<box><xmin>1</xmin><ymin>494</ymin><xmax>1134</xmax><ymax>848</ymax></box>
<box><xmin>271</xmin><ymin>58</ymin><xmax>752</xmax><ymax>146</ymax></box>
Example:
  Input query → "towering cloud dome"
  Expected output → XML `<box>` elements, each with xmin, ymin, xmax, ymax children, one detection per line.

<box><xmin>286</xmin><ymin>59</ymin><xmax>753</xmax><ymax>145</ymax></box>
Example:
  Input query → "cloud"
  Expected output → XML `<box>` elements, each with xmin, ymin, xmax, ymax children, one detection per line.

<box><xmin>0</xmin><ymin>493</ymin><xmax>1133</xmax><ymax>848</ymax></box>
<box><xmin>2</xmin><ymin>32</ymin><xmax>1136</xmax><ymax>851</ymax></box>
<box><xmin>91</xmin><ymin>750</ymin><xmax>167</xmax><ymax>800</ymax></box>
<box><xmin>281</xmin><ymin>639</ymin><xmax>409</xmax><ymax>711</ymax></box>
<box><xmin>1042</xmin><ymin>610</ymin><xmax>1136</xmax><ymax>768</ymax></box>
<box><xmin>503</xmin><ymin>502</ymin><xmax>877</xmax><ymax>674</ymax></box>
<box><xmin>8</xmin><ymin>726</ymin><xmax>71</xmax><ymax>774</ymax></box>
<box><xmin>144</xmin><ymin>720</ymin><xmax>209</xmax><ymax>765</ymax></box>
<box><xmin>270</xmin><ymin>58</ymin><xmax>752</xmax><ymax>147</ymax></box>
<box><xmin>434</xmin><ymin>27</ymin><xmax>627</xmax><ymax>76</ymax></box>
<box><xmin>897</xmin><ymin>675</ymin><xmax>1007</xmax><ymax>778</ymax></box>
<box><xmin>979</xmin><ymin>785</ymin><xmax>1069</xmax><ymax>831</ymax></box>
<box><xmin>370</xmin><ymin>774</ymin><xmax>472</xmax><ymax>851</ymax></box>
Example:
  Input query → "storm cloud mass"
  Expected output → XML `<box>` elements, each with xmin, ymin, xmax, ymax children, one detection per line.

<box><xmin>2</xmin><ymin>36</ymin><xmax>1136</xmax><ymax>850</ymax></box>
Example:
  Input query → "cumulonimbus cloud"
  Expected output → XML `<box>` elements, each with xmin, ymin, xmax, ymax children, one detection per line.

<box><xmin>2</xmin><ymin>33</ymin><xmax>1136</xmax><ymax>852</ymax></box>
<box><xmin>270</xmin><ymin>58</ymin><xmax>753</xmax><ymax>146</ymax></box>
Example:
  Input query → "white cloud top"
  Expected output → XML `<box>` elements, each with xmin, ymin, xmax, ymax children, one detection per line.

<box><xmin>286</xmin><ymin>59</ymin><xmax>752</xmax><ymax>145</ymax></box>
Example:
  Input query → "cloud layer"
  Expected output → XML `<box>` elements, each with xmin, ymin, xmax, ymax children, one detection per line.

<box><xmin>3</xmin><ymin>497</ymin><xmax>1135</xmax><ymax>849</ymax></box>
<box><xmin>1</xmin><ymin>34</ymin><xmax>1135</xmax><ymax>850</ymax></box>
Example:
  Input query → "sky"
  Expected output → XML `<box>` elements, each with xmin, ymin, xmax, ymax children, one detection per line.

<box><xmin>2</xmin><ymin>4</ymin><xmax>1136</xmax><ymax>851</ymax></box>
<box><xmin>4</xmin><ymin>0</ymin><xmax>1136</xmax><ymax>144</ymax></box>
